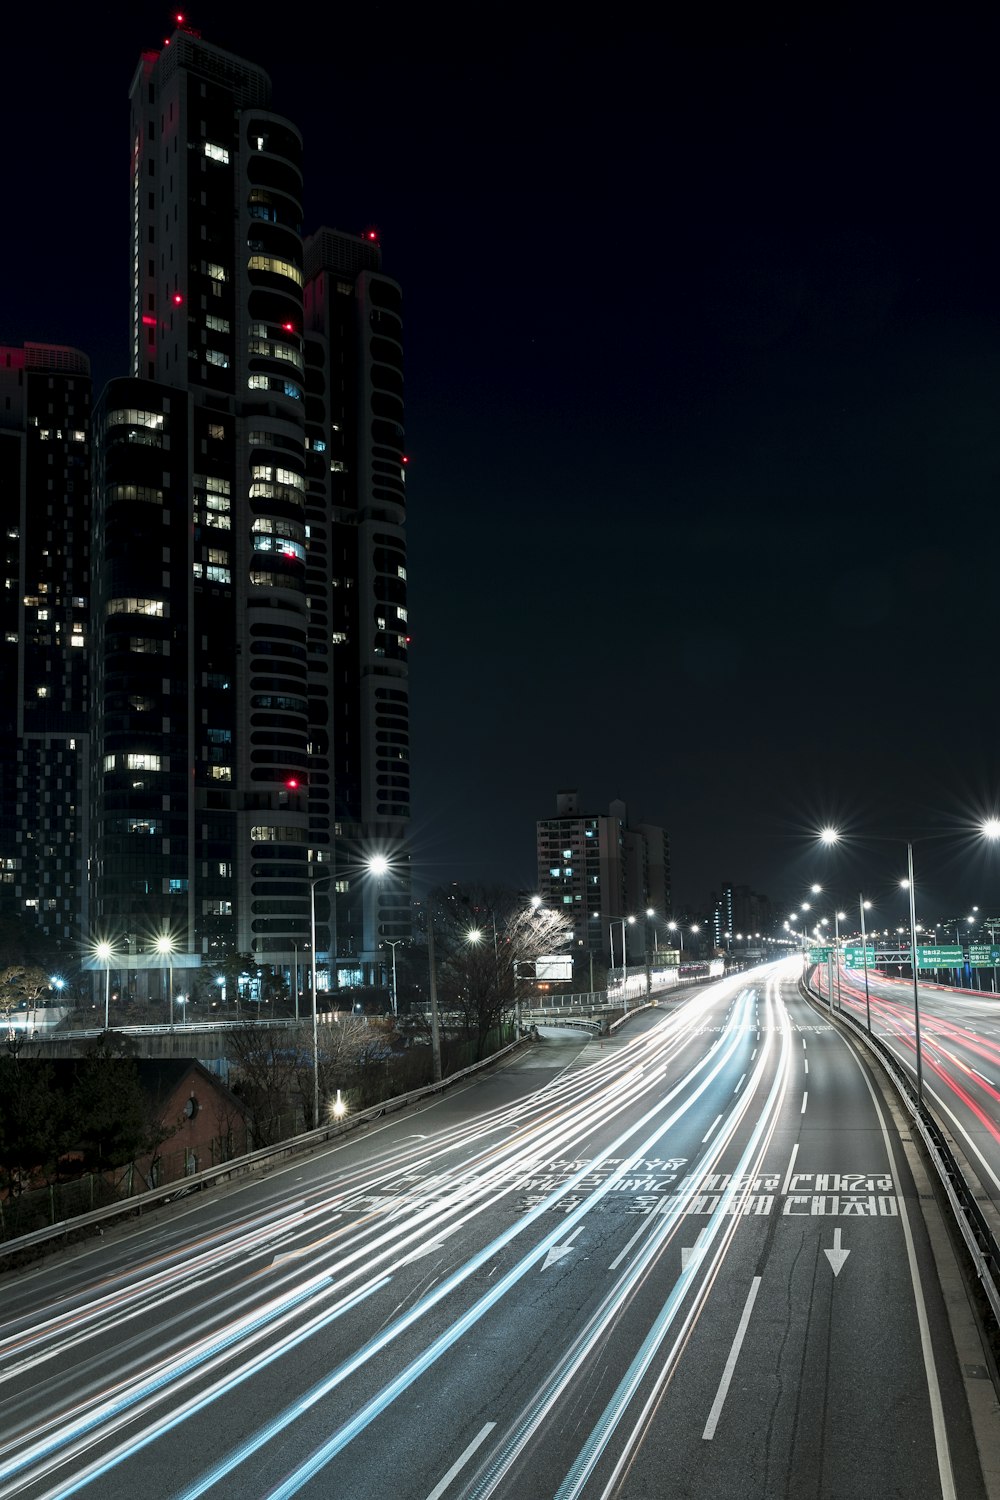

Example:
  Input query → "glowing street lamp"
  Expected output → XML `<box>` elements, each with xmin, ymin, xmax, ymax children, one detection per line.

<box><xmin>155</xmin><ymin>934</ymin><xmax>176</xmax><ymax>1028</ymax></box>
<box><xmin>94</xmin><ymin>941</ymin><xmax>114</xmax><ymax>1029</ymax></box>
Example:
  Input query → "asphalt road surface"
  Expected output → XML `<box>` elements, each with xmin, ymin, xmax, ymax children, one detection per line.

<box><xmin>0</xmin><ymin>960</ymin><xmax>991</xmax><ymax>1498</ymax></box>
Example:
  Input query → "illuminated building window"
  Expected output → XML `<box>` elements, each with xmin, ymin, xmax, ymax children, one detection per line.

<box><xmin>106</xmin><ymin>597</ymin><xmax>164</xmax><ymax>617</ymax></box>
<box><xmin>126</xmin><ymin>753</ymin><xmax>162</xmax><ymax>771</ymax></box>
<box><xmin>208</xmin><ymin>765</ymin><xmax>232</xmax><ymax>781</ymax></box>
<box><xmin>206</xmin><ymin>349</ymin><xmax>229</xmax><ymax>367</ymax></box>
<box><xmin>105</xmin><ymin>408</ymin><xmax>164</xmax><ymax>430</ymax></box>
<box><xmin>206</xmin><ymin>262</ymin><xmax>228</xmax><ymax>281</ymax></box>
<box><xmin>203</xmin><ymin>142</ymin><xmax>230</xmax><ymax>163</ymax></box>
<box><xmin>205</xmin><ymin>317</ymin><xmax>229</xmax><ymax>336</ymax></box>
<box><xmin>247</xmin><ymin>254</ymin><xmax>303</xmax><ymax>287</ymax></box>
<box><xmin>106</xmin><ymin>483</ymin><xmax>163</xmax><ymax>504</ymax></box>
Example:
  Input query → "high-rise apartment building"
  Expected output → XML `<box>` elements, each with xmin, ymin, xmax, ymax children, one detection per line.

<box><xmin>0</xmin><ymin>343</ymin><xmax>92</xmax><ymax>947</ymax></box>
<box><xmin>87</xmin><ymin>23</ymin><xmax>409</xmax><ymax>990</ymax></box>
<box><xmin>536</xmin><ymin>791</ymin><xmax>671</xmax><ymax>976</ymax></box>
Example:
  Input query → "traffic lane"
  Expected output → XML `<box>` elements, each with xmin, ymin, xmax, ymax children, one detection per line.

<box><xmin>820</xmin><ymin>968</ymin><xmax>1000</xmax><ymax>1211</ymax></box>
<box><xmin>1</xmin><ymin>984</ymin><xmax>767</xmax><ymax>1500</ymax></box>
<box><xmin>578</xmin><ymin>983</ymin><xmax>982</xmax><ymax>1500</ymax></box>
<box><xmin>211</xmin><ymin>986</ymin><xmax>784</xmax><ymax>1499</ymax></box>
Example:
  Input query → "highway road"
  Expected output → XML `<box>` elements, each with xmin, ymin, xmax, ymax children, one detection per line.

<box><xmin>0</xmin><ymin>961</ymin><xmax>992</xmax><ymax>1499</ymax></box>
<box><xmin>813</xmin><ymin>960</ymin><xmax>1000</xmax><ymax>1226</ymax></box>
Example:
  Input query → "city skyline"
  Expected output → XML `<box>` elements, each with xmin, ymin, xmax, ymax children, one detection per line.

<box><xmin>3</xmin><ymin>6</ymin><xmax>999</xmax><ymax>915</ymax></box>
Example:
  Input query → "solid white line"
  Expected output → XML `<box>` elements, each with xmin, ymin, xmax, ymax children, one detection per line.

<box><xmin>702</xmin><ymin>1277</ymin><xmax>762</xmax><ymax>1439</ymax></box>
<box><xmin>972</xmin><ymin>1067</ymin><xmax>995</xmax><ymax>1088</ymax></box>
<box><xmin>781</xmin><ymin>1143</ymin><xmax>799</xmax><ymax>1197</ymax></box>
<box><xmin>702</xmin><ymin>1114</ymin><xmax>723</xmax><ymax>1144</ymax></box>
<box><xmin>423</xmin><ymin>1422</ymin><xmax>497</xmax><ymax>1500</ymax></box>
<box><xmin>842</xmin><ymin>1038</ymin><xmax>956</xmax><ymax>1498</ymax></box>
<box><xmin>801</xmin><ymin>1092</ymin><xmax>808</xmax><ymax>1114</ymax></box>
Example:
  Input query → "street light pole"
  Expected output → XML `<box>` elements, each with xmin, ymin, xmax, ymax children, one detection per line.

<box><xmin>426</xmin><ymin>914</ymin><xmax>442</xmax><ymax>1082</ymax></box>
<box><xmin>384</xmin><ymin>938</ymin><xmax>402</xmax><ymax>1016</ymax></box>
<box><xmin>309</xmin><ymin>867</ymin><xmax>332</xmax><ymax>1128</ymax></box>
<box><xmin>859</xmin><ymin>895</ymin><xmax>872</xmax><ymax>1033</ymax></box>
<box><xmin>906</xmin><ymin>843</ymin><xmax>924</xmax><ymax>1108</ymax></box>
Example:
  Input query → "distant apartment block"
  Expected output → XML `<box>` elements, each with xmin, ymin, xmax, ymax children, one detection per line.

<box><xmin>536</xmin><ymin>790</ymin><xmax>671</xmax><ymax>975</ymax></box>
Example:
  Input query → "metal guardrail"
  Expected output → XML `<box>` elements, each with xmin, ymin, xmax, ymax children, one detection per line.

<box><xmin>802</xmin><ymin>975</ymin><xmax>1000</xmax><ymax>1332</ymax></box>
<box><xmin>0</xmin><ymin>1034</ymin><xmax>529</xmax><ymax>1262</ymax></box>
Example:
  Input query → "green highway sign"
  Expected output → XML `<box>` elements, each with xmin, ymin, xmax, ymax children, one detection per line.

<box><xmin>916</xmin><ymin>945</ymin><xmax>963</xmax><ymax>968</ymax></box>
<box><xmin>844</xmin><ymin>946</ymin><xmax>875</xmax><ymax>969</ymax></box>
<box><xmin>970</xmin><ymin>945</ymin><xmax>1000</xmax><ymax>966</ymax></box>
<box><xmin>808</xmin><ymin>947</ymin><xmax>833</xmax><ymax>963</ymax></box>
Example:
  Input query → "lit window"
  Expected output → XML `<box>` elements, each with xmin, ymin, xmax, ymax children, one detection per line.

<box><xmin>247</xmin><ymin>254</ymin><xmax>303</xmax><ymax>287</ymax></box>
<box><xmin>106</xmin><ymin>483</ymin><xmax>163</xmax><ymax>504</ymax></box>
<box><xmin>203</xmin><ymin>142</ymin><xmax>230</xmax><ymax>164</ymax></box>
<box><xmin>106</xmin><ymin>597</ymin><xmax>164</xmax><ymax>617</ymax></box>
<box><xmin>205</xmin><ymin>318</ymin><xmax>229</xmax><ymax>335</ymax></box>
<box><xmin>36</xmin><ymin>685</ymin><xmax>49</xmax><ymax>698</ymax></box>
<box><xmin>206</xmin><ymin>349</ymin><xmax>229</xmax><ymax>367</ymax></box>
<box><xmin>105</xmin><ymin>408</ymin><xmax>164</xmax><ymax>430</ymax></box>
<box><xmin>208</xmin><ymin>765</ymin><xmax>232</xmax><ymax>781</ymax></box>
<box><xmin>206</xmin><ymin>262</ymin><xmax>228</xmax><ymax>281</ymax></box>
<box><xmin>126</xmin><ymin>753</ymin><xmax>162</xmax><ymax>771</ymax></box>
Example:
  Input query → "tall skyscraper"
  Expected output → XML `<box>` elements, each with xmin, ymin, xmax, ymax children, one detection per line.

<box><xmin>0</xmin><ymin>343</ymin><xmax>92</xmax><ymax>949</ymax></box>
<box><xmin>87</xmin><ymin>23</ymin><xmax>409</xmax><ymax>994</ymax></box>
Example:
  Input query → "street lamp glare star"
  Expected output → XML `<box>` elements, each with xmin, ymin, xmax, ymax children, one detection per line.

<box><xmin>982</xmin><ymin>818</ymin><xmax>1000</xmax><ymax>841</ymax></box>
<box><xmin>819</xmin><ymin>827</ymin><xmax>840</xmax><ymax>845</ymax></box>
<box><xmin>367</xmin><ymin>854</ymin><xmax>390</xmax><ymax>877</ymax></box>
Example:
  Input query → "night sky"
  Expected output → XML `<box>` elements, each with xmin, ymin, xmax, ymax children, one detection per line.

<box><xmin>5</xmin><ymin>4</ymin><xmax>1000</xmax><ymax>920</ymax></box>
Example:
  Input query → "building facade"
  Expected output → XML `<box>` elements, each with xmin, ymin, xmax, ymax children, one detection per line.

<box><xmin>536</xmin><ymin>791</ymin><xmax>671</xmax><ymax>978</ymax></box>
<box><xmin>0</xmin><ymin>343</ymin><xmax>92</xmax><ymax>950</ymax></box>
<box><xmin>86</xmin><ymin>23</ymin><xmax>410</xmax><ymax>993</ymax></box>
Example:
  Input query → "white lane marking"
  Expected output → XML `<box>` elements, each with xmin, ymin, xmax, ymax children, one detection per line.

<box><xmin>751</xmin><ymin>1048</ymin><xmax>757</xmax><ymax>1061</ymax></box>
<box><xmin>844</xmin><ymin>1030</ymin><xmax>956</xmax><ymax>1498</ymax></box>
<box><xmin>804</xmin><ymin>1060</ymin><xmax>809</xmax><ymax>1075</ymax></box>
<box><xmin>542</xmin><ymin>1225</ymin><xmax>584</xmax><ymax>1271</ymax></box>
<box><xmin>781</xmin><ymin>1143</ymin><xmax>799</xmax><ymax>1197</ymax></box>
<box><xmin>823</xmin><ymin>1227</ymin><xmax>850</xmax><ymax>1276</ymax></box>
<box><xmin>702</xmin><ymin>1114</ymin><xmax>723</xmax><ymax>1144</ymax></box>
<box><xmin>702</xmin><ymin>1277</ymin><xmax>762</xmax><ymax>1439</ymax></box>
<box><xmin>972</xmin><ymin>1067</ymin><xmax>996</xmax><ymax>1088</ymax></box>
<box><xmin>423</xmin><ymin>1422</ymin><xmax>497</xmax><ymax>1500</ymax></box>
<box><xmin>802</xmin><ymin>1038</ymin><xmax>807</xmax><ymax>1049</ymax></box>
<box><xmin>801</xmin><ymin>1092</ymin><xmax>808</xmax><ymax>1114</ymax></box>
<box><xmin>734</xmin><ymin>1074</ymin><xmax>746</xmax><ymax>1094</ymax></box>
<box><xmin>681</xmin><ymin>1228</ymin><xmax>709</xmax><ymax>1270</ymax></box>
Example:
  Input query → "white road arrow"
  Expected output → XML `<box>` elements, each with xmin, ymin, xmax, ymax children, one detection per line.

<box><xmin>542</xmin><ymin>1225</ymin><xmax>584</xmax><ymax>1270</ymax></box>
<box><xmin>824</xmin><ymin>1227</ymin><xmax>851</xmax><ymax>1276</ymax></box>
<box><xmin>681</xmin><ymin>1227</ymin><xmax>709</xmax><ymax>1270</ymax></box>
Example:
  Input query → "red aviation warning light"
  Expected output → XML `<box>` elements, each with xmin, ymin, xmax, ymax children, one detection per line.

<box><xmin>172</xmin><ymin>291</ymin><xmax>184</xmax><ymax>306</ymax></box>
<box><xmin>285</xmin><ymin>777</ymin><xmax>299</xmax><ymax>790</ymax></box>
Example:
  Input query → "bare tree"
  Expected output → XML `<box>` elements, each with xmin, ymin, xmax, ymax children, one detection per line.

<box><xmin>428</xmin><ymin>886</ymin><xmax>572</xmax><ymax>1059</ymax></box>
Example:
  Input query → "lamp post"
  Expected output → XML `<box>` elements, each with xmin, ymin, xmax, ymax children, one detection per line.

<box><xmin>291</xmin><ymin>940</ymin><xmax>299</xmax><ymax>1021</ymax></box>
<box><xmin>309</xmin><ymin>866</ymin><xmax>333</xmax><ymax>1128</ymax></box>
<box><xmin>383</xmin><ymin>938</ymin><xmax>402</xmax><ymax>1016</ymax></box>
<box><xmin>859</xmin><ymin>896</ymin><xmax>873</xmax><ymax>1033</ymax></box>
<box><xmin>155</xmin><ymin>934</ymin><xmax>176</xmax><ymax>1028</ymax></box>
<box><xmin>426</xmin><ymin>910</ymin><xmax>442</xmax><ymax>1082</ymax></box>
<box><xmin>95</xmin><ymin>942</ymin><xmax>113</xmax><ymax>1030</ymax></box>
<box><xmin>902</xmin><ymin>845</ymin><xmax>924</xmax><ymax>1107</ymax></box>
